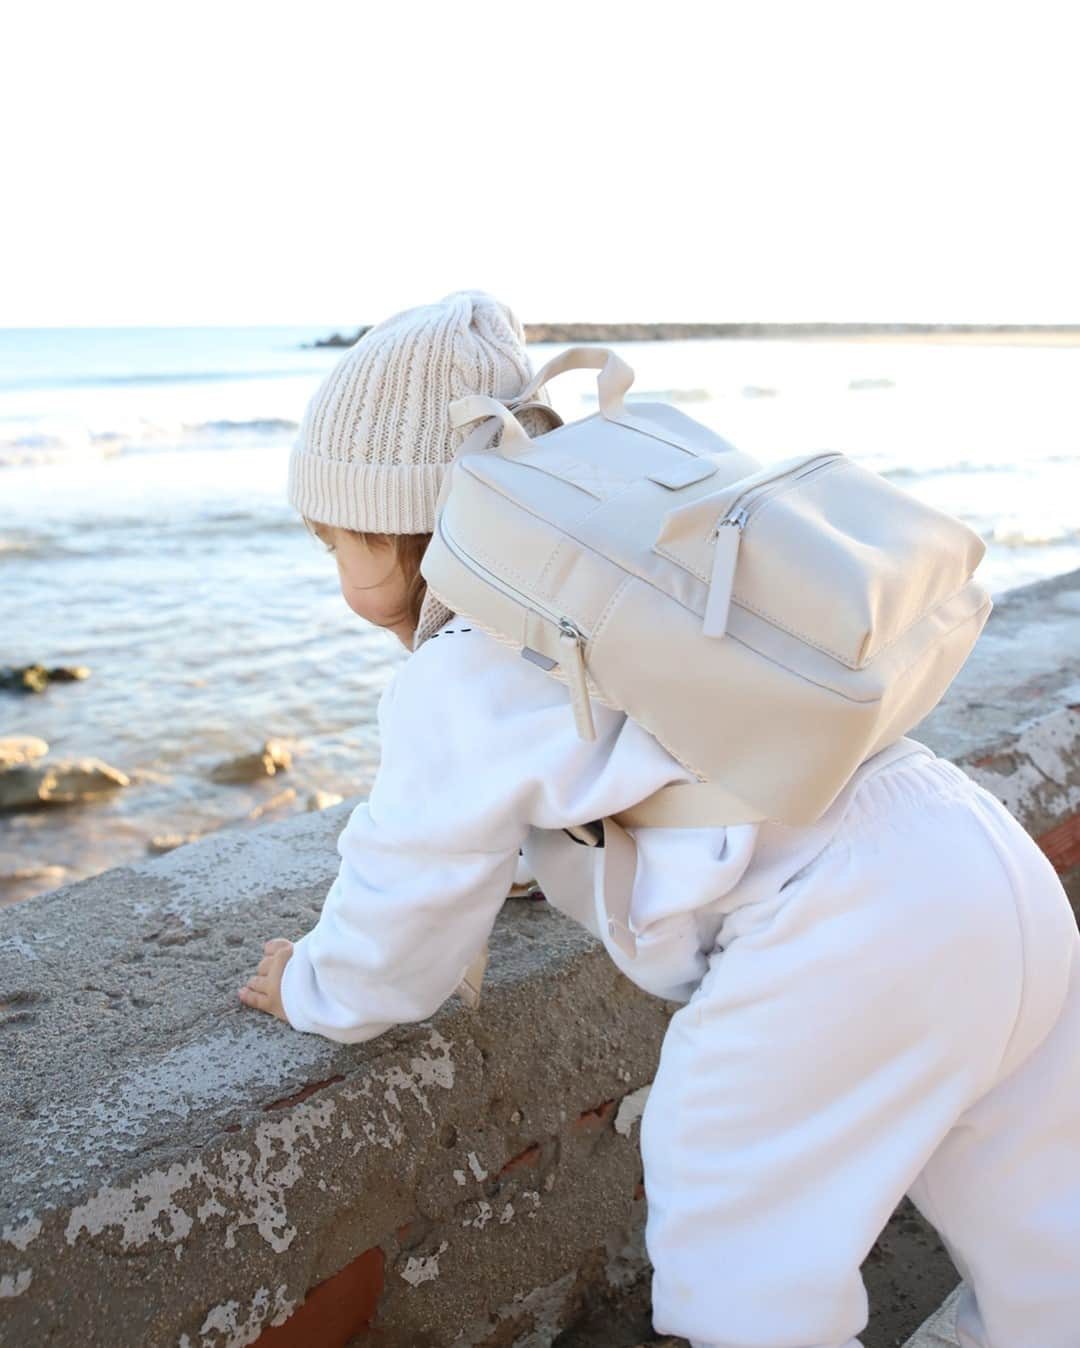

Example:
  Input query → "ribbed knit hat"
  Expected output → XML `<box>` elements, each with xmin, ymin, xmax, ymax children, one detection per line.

<box><xmin>288</xmin><ymin>289</ymin><xmax>553</xmax><ymax>535</ymax></box>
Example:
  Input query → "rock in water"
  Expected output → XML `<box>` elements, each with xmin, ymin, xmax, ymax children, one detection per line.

<box><xmin>0</xmin><ymin>665</ymin><xmax>50</xmax><ymax>694</ymax></box>
<box><xmin>148</xmin><ymin>832</ymin><xmax>202</xmax><ymax>854</ymax></box>
<box><xmin>47</xmin><ymin>665</ymin><xmax>91</xmax><ymax>682</ymax></box>
<box><xmin>0</xmin><ymin>736</ymin><xmax>49</xmax><ymax>770</ymax></box>
<box><xmin>0</xmin><ymin>665</ymin><xmax>91</xmax><ymax>693</ymax></box>
<box><xmin>306</xmin><ymin>790</ymin><xmax>344</xmax><ymax>811</ymax></box>
<box><xmin>210</xmin><ymin>739</ymin><xmax>293</xmax><ymax>784</ymax></box>
<box><xmin>0</xmin><ymin>758</ymin><xmax>130</xmax><ymax>811</ymax></box>
<box><xmin>0</xmin><ymin>863</ymin><xmax>67</xmax><ymax>884</ymax></box>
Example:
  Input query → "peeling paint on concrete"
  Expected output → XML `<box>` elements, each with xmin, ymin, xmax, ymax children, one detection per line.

<box><xmin>1</xmin><ymin>1215</ymin><xmax>41</xmax><ymax>1251</ymax></box>
<box><xmin>452</xmin><ymin>1169</ymin><xmax>467</xmax><ymax>1185</ymax></box>
<box><xmin>614</xmin><ymin>1085</ymin><xmax>652</xmax><ymax>1137</ymax></box>
<box><xmin>463</xmin><ymin>1201</ymin><xmax>493</xmax><ymax>1230</ymax></box>
<box><xmin>400</xmin><ymin>1239</ymin><xmax>449</xmax><ymax>1286</ymax></box>
<box><xmin>966</xmin><ymin>709</ymin><xmax>1080</xmax><ymax>825</ymax></box>
<box><xmin>191</xmin><ymin>1283</ymin><xmax>297</xmax><ymax>1348</ymax></box>
<box><xmin>466</xmin><ymin>1151</ymin><xmax>488</xmax><ymax>1181</ymax></box>
<box><xmin>0</xmin><ymin>1269</ymin><xmax>32</xmax><ymax>1298</ymax></box>
<box><xmin>65</xmin><ymin>1097</ymin><xmax>337</xmax><ymax>1254</ymax></box>
<box><xmin>339</xmin><ymin>1030</ymin><xmax>457</xmax><ymax>1153</ymax></box>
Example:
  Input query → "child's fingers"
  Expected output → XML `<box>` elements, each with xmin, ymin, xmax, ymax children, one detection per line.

<box><xmin>264</xmin><ymin>938</ymin><xmax>292</xmax><ymax>954</ymax></box>
<box><xmin>238</xmin><ymin>984</ymin><xmax>269</xmax><ymax>1008</ymax></box>
<box><xmin>245</xmin><ymin>974</ymin><xmax>270</xmax><ymax>994</ymax></box>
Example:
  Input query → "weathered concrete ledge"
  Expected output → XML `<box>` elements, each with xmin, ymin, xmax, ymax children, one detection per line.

<box><xmin>2</xmin><ymin>568</ymin><xmax>1079</xmax><ymax>1348</ymax></box>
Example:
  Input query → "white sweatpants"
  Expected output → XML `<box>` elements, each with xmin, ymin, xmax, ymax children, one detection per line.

<box><xmin>639</xmin><ymin>751</ymin><xmax>1080</xmax><ymax>1348</ymax></box>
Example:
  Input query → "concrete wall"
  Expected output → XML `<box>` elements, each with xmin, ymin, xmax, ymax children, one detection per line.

<box><xmin>2</xmin><ymin>567</ymin><xmax>1079</xmax><ymax>1348</ymax></box>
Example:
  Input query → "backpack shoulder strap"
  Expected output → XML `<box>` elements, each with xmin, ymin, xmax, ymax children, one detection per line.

<box><xmin>612</xmin><ymin>782</ymin><xmax>764</xmax><ymax>829</ymax></box>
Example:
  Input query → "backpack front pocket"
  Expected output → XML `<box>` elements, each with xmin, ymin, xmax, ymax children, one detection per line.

<box><xmin>654</xmin><ymin>451</ymin><xmax>986</xmax><ymax>669</ymax></box>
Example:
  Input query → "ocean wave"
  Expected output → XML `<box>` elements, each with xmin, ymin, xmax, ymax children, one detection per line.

<box><xmin>985</xmin><ymin>523</ymin><xmax>1080</xmax><ymax>548</ymax></box>
<box><xmin>582</xmin><ymin>388</ymin><xmax>712</xmax><ymax>404</ymax></box>
<box><xmin>0</xmin><ymin>428</ymin><xmax>109</xmax><ymax>468</ymax></box>
<box><xmin>0</xmin><ymin>417</ymin><xmax>299</xmax><ymax>467</ymax></box>
<box><xmin>183</xmin><ymin>417</ymin><xmax>299</xmax><ymax>437</ymax></box>
<box><xmin>0</xmin><ymin>534</ymin><xmax>39</xmax><ymax>556</ymax></box>
<box><xmin>0</xmin><ymin>367</ymin><xmax>316</xmax><ymax>394</ymax></box>
<box><xmin>881</xmin><ymin>461</ymin><xmax>1017</xmax><ymax>481</ymax></box>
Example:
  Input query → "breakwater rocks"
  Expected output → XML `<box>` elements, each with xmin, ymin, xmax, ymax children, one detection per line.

<box><xmin>304</xmin><ymin>327</ymin><xmax>372</xmax><ymax>348</ymax></box>
<box><xmin>304</xmin><ymin>322</ymin><xmax>1080</xmax><ymax>349</ymax></box>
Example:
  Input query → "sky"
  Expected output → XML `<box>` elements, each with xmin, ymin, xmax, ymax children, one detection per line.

<box><xmin>2</xmin><ymin>0</ymin><xmax>1078</xmax><ymax>327</ymax></box>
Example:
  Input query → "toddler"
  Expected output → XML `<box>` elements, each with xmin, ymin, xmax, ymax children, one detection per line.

<box><xmin>240</xmin><ymin>289</ymin><xmax>1080</xmax><ymax>1348</ymax></box>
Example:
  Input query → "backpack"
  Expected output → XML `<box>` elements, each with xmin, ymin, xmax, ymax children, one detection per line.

<box><xmin>427</xmin><ymin>345</ymin><xmax>991</xmax><ymax>993</ymax></box>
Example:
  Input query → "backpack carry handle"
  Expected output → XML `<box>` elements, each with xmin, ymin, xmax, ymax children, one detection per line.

<box><xmin>447</xmin><ymin>347</ymin><xmax>635</xmax><ymax>459</ymax></box>
<box><xmin>519</xmin><ymin>347</ymin><xmax>712</xmax><ymax>461</ymax></box>
<box><xmin>514</xmin><ymin>346</ymin><xmax>635</xmax><ymax>421</ymax></box>
<box><xmin>448</xmin><ymin>394</ymin><xmax>535</xmax><ymax>455</ymax></box>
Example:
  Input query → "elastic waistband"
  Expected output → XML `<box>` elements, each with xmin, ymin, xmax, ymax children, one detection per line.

<box><xmin>837</xmin><ymin>752</ymin><xmax>976</xmax><ymax>839</ymax></box>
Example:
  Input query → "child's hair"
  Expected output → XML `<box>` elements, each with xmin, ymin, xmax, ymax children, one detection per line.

<box><xmin>303</xmin><ymin>518</ymin><xmax>431</xmax><ymax>633</ymax></box>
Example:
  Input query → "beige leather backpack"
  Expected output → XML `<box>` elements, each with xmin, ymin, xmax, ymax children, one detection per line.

<box><xmin>424</xmin><ymin>346</ymin><xmax>992</xmax><ymax>997</ymax></box>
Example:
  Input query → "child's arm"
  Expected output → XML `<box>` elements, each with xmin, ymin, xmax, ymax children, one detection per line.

<box><xmin>249</xmin><ymin>629</ymin><xmax>692</xmax><ymax>1043</ymax></box>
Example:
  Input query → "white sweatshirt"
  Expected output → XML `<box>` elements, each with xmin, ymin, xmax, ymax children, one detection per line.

<box><xmin>279</xmin><ymin>620</ymin><xmax>932</xmax><ymax>1043</ymax></box>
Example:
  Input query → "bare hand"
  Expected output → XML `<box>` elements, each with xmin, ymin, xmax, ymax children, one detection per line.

<box><xmin>238</xmin><ymin>938</ymin><xmax>294</xmax><ymax>1023</ymax></box>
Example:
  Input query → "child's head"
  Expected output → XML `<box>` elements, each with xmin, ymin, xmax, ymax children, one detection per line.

<box><xmin>300</xmin><ymin>521</ymin><xmax>428</xmax><ymax>651</ymax></box>
<box><xmin>288</xmin><ymin>289</ymin><xmax>552</xmax><ymax>650</ymax></box>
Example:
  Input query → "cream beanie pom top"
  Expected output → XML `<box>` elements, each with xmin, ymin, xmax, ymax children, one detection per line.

<box><xmin>288</xmin><ymin>289</ymin><xmax>554</xmax><ymax>535</ymax></box>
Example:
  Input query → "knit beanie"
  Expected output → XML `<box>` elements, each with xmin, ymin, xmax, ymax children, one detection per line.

<box><xmin>288</xmin><ymin>289</ymin><xmax>556</xmax><ymax>651</ymax></box>
<box><xmin>288</xmin><ymin>289</ymin><xmax>554</xmax><ymax>535</ymax></box>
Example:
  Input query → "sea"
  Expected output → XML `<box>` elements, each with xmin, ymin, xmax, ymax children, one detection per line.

<box><xmin>2</xmin><ymin>325</ymin><xmax>1079</xmax><ymax>905</ymax></box>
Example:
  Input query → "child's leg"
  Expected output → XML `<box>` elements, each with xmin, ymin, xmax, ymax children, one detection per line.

<box><xmin>639</xmin><ymin>755</ymin><xmax>1067</xmax><ymax>1348</ymax></box>
<box><xmin>904</xmin><ymin>772</ymin><xmax>1080</xmax><ymax>1348</ymax></box>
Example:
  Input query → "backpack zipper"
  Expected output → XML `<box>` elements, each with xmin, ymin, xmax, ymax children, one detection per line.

<box><xmin>435</xmin><ymin>516</ymin><xmax>597</xmax><ymax>740</ymax></box>
<box><xmin>704</xmin><ymin>452</ymin><xmax>843</xmax><ymax>638</ymax></box>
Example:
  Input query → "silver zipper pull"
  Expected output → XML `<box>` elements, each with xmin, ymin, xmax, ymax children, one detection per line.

<box><xmin>559</xmin><ymin>620</ymin><xmax>597</xmax><ymax>741</ymax></box>
<box><xmin>704</xmin><ymin>508</ymin><xmax>746</xmax><ymax>638</ymax></box>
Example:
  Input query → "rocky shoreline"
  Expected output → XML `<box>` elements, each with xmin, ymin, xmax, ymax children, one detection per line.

<box><xmin>0</xmin><ymin>730</ymin><xmax>345</xmax><ymax>904</ymax></box>
<box><xmin>305</xmin><ymin>321</ymin><xmax>1080</xmax><ymax>349</ymax></box>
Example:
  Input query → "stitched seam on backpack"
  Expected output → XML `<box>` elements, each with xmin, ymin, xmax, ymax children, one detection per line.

<box><xmin>587</xmin><ymin>574</ymin><xmax>633</xmax><ymax>653</ymax></box>
<box><xmin>534</xmin><ymin>538</ymin><xmax>568</xmax><ymax>601</ymax></box>
<box><xmin>465</xmin><ymin>539</ymin><xmax>537</xmax><ymax>593</ymax></box>
<box><xmin>730</xmin><ymin>594</ymin><xmax>859</xmax><ymax>665</ymax></box>
<box><xmin>653</xmin><ymin>539</ymin><xmax>709</xmax><ymax>583</ymax></box>
<box><xmin>736</xmin><ymin>575</ymin><xmax>980</xmax><ymax>670</ymax></box>
<box><xmin>843</xmin><ymin>581</ymin><xmax>981</xmax><ymax>665</ymax></box>
<box><xmin>460</xmin><ymin>458</ymin><xmax>634</xmax><ymax>534</ymax></box>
